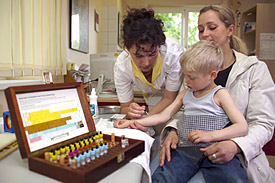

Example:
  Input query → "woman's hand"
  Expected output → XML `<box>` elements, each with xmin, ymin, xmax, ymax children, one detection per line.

<box><xmin>113</xmin><ymin>119</ymin><xmax>133</xmax><ymax>128</ymax></box>
<box><xmin>128</xmin><ymin>121</ymin><xmax>148</xmax><ymax>132</ymax></box>
<box><xmin>127</xmin><ymin>103</ymin><xmax>146</xmax><ymax>119</ymax></box>
<box><xmin>160</xmin><ymin>129</ymin><xmax>178</xmax><ymax>167</ymax></box>
<box><xmin>200</xmin><ymin>140</ymin><xmax>240</xmax><ymax>164</ymax></box>
<box><xmin>187</xmin><ymin>129</ymin><xmax>213</xmax><ymax>143</ymax></box>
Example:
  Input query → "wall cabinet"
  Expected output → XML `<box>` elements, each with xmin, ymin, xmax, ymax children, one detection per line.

<box><xmin>241</xmin><ymin>6</ymin><xmax>256</xmax><ymax>55</ymax></box>
<box><xmin>241</xmin><ymin>3</ymin><xmax>275</xmax><ymax>81</ymax></box>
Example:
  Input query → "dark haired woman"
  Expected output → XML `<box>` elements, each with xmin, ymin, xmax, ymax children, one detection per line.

<box><xmin>114</xmin><ymin>8</ymin><xmax>184</xmax><ymax>138</ymax></box>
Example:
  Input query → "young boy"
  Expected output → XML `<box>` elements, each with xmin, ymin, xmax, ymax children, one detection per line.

<box><xmin>114</xmin><ymin>40</ymin><xmax>249</xmax><ymax>182</ymax></box>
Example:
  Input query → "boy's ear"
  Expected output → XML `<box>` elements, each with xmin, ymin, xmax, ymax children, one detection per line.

<box><xmin>210</xmin><ymin>70</ymin><xmax>218</xmax><ymax>80</ymax></box>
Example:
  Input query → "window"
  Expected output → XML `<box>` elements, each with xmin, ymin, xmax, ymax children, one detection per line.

<box><xmin>154</xmin><ymin>6</ymin><xmax>203</xmax><ymax>48</ymax></box>
<box><xmin>0</xmin><ymin>0</ymin><xmax>67</xmax><ymax>77</ymax></box>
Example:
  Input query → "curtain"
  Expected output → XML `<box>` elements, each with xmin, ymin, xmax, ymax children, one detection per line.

<box><xmin>0</xmin><ymin>0</ymin><xmax>68</xmax><ymax>77</ymax></box>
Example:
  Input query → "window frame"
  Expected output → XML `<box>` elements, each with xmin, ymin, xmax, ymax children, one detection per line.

<box><xmin>153</xmin><ymin>5</ymin><xmax>205</xmax><ymax>48</ymax></box>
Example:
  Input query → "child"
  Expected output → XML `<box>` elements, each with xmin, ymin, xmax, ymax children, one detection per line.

<box><xmin>114</xmin><ymin>40</ymin><xmax>248</xmax><ymax>182</ymax></box>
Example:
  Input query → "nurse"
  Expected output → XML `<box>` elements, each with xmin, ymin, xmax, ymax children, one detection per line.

<box><xmin>114</xmin><ymin>8</ymin><xmax>184</xmax><ymax>135</ymax></box>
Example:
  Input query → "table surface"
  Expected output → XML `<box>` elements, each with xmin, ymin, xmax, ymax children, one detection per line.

<box><xmin>0</xmin><ymin>149</ymin><xmax>143</xmax><ymax>183</ymax></box>
<box><xmin>0</xmin><ymin>114</ymin><xmax>144</xmax><ymax>183</ymax></box>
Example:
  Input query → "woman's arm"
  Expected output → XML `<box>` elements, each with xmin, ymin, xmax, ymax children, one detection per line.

<box><xmin>201</xmin><ymin>61</ymin><xmax>275</xmax><ymax>165</ymax></box>
<box><xmin>120</xmin><ymin>101</ymin><xmax>146</xmax><ymax>119</ymax></box>
<box><xmin>231</xmin><ymin>62</ymin><xmax>275</xmax><ymax>163</ymax></box>
<box><xmin>148</xmin><ymin>89</ymin><xmax>178</xmax><ymax>115</ymax></box>
<box><xmin>124</xmin><ymin>89</ymin><xmax>179</xmax><ymax>130</ymax></box>
<box><xmin>114</xmin><ymin>90</ymin><xmax>186</xmax><ymax>128</ymax></box>
<box><xmin>114</xmin><ymin>52</ymin><xmax>144</xmax><ymax>119</ymax></box>
<box><xmin>119</xmin><ymin>89</ymin><xmax>178</xmax><ymax>120</ymax></box>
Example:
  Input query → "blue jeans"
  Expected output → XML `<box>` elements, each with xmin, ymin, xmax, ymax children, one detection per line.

<box><xmin>151</xmin><ymin>148</ymin><xmax>248</xmax><ymax>183</ymax></box>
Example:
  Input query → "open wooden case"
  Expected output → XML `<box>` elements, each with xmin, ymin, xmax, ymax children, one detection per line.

<box><xmin>4</xmin><ymin>82</ymin><xmax>144</xmax><ymax>182</ymax></box>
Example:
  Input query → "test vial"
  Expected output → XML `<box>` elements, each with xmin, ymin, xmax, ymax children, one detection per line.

<box><xmin>121</xmin><ymin>136</ymin><xmax>126</xmax><ymax>148</ymax></box>
<box><xmin>91</xmin><ymin>148</ymin><xmax>95</xmax><ymax>160</ymax></box>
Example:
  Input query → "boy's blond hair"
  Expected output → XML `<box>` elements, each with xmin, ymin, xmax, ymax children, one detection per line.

<box><xmin>180</xmin><ymin>40</ymin><xmax>223</xmax><ymax>75</ymax></box>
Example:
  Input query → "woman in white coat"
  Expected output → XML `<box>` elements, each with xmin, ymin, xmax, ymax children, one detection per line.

<box><xmin>114</xmin><ymin>8</ymin><xmax>184</xmax><ymax>137</ymax></box>
<box><xmin>159</xmin><ymin>5</ymin><xmax>275</xmax><ymax>183</ymax></box>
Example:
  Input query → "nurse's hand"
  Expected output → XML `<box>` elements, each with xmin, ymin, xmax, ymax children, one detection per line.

<box><xmin>160</xmin><ymin>129</ymin><xmax>178</xmax><ymax>167</ymax></box>
<box><xmin>113</xmin><ymin>119</ymin><xmax>133</xmax><ymax>128</ymax></box>
<box><xmin>128</xmin><ymin>102</ymin><xmax>146</xmax><ymax>119</ymax></box>
<box><xmin>128</xmin><ymin>121</ymin><xmax>148</xmax><ymax>132</ymax></box>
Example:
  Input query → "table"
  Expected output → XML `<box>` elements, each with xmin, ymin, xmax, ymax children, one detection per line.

<box><xmin>0</xmin><ymin>149</ymin><xmax>143</xmax><ymax>183</ymax></box>
<box><xmin>0</xmin><ymin>114</ymin><xmax>146</xmax><ymax>183</ymax></box>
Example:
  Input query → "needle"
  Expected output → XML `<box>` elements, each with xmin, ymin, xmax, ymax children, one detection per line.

<box><xmin>144</xmin><ymin>110</ymin><xmax>149</xmax><ymax>116</ymax></box>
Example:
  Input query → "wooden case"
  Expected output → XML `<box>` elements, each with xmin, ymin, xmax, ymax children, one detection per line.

<box><xmin>4</xmin><ymin>82</ymin><xmax>144</xmax><ymax>183</ymax></box>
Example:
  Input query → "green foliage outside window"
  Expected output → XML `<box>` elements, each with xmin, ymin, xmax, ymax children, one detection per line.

<box><xmin>155</xmin><ymin>13</ymin><xmax>182</xmax><ymax>43</ymax></box>
<box><xmin>188</xmin><ymin>12</ymin><xmax>199</xmax><ymax>47</ymax></box>
<box><xmin>155</xmin><ymin>12</ymin><xmax>199</xmax><ymax>48</ymax></box>
<box><xmin>72</xmin><ymin>40</ymin><xmax>80</xmax><ymax>50</ymax></box>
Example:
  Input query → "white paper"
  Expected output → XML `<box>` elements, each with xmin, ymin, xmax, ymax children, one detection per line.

<box><xmin>16</xmin><ymin>88</ymin><xmax>89</xmax><ymax>152</ymax></box>
<box><xmin>259</xmin><ymin>33</ymin><xmax>275</xmax><ymax>60</ymax></box>
<box><xmin>95</xmin><ymin>120</ymin><xmax>155</xmax><ymax>183</ymax></box>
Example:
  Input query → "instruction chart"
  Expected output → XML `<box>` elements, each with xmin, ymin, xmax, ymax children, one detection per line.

<box><xmin>16</xmin><ymin>88</ymin><xmax>89</xmax><ymax>152</ymax></box>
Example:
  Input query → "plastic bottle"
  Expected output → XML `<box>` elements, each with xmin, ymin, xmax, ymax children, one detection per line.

<box><xmin>89</xmin><ymin>88</ymin><xmax>99</xmax><ymax>118</ymax></box>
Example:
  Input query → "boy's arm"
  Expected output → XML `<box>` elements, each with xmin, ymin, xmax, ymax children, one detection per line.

<box><xmin>207</xmin><ymin>89</ymin><xmax>248</xmax><ymax>141</ymax></box>
<box><xmin>114</xmin><ymin>90</ymin><xmax>186</xmax><ymax>128</ymax></box>
<box><xmin>188</xmin><ymin>89</ymin><xmax>248</xmax><ymax>144</ymax></box>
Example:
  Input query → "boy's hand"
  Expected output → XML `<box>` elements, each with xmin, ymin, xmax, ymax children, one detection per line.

<box><xmin>113</xmin><ymin>119</ymin><xmax>132</xmax><ymax>128</ymax></box>
<box><xmin>187</xmin><ymin>129</ymin><xmax>213</xmax><ymax>143</ymax></box>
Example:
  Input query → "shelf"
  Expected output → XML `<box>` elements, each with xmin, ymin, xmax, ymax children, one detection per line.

<box><xmin>243</xmin><ymin>29</ymin><xmax>256</xmax><ymax>35</ymax></box>
<box><xmin>243</xmin><ymin>6</ymin><xmax>256</xmax><ymax>16</ymax></box>
<box><xmin>240</xmin><ymin>3</ymin><xmax>275</xmax><ymax>81</ymax></box>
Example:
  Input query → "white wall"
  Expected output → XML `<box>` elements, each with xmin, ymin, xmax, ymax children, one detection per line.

<box><xmin>67</xmin><ymin>0</ymin><xmax>102</xmax><ymax>68</ymax></box>
<box><xmin>0</xmin><ymin>80</ymin><xmax>44</xmax><ymax>112</ymax></box>
<box><xmin>101</xmin><ymin>6</ymin><xmax>119</xmax><ymax>52</ymax></box>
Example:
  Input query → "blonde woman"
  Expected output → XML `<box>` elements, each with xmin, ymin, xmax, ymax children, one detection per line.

<box><xmin>160</xmin><ymin>5</ymin><xmax>275</xmax><ymax>183</ymax></box>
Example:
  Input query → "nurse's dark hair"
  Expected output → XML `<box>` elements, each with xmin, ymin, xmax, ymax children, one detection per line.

<box><xmin>200</xmin><ymin>5</ymin><xmax>248</xmax><ymax>55</ymax></box>
<box><xmin>122</xmin><ymin>8</ymin><xmax>166</xmax><ymax>53</ymax></box>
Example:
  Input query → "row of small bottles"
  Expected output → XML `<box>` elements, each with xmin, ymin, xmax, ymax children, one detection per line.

<box><xmin>44</xmin><ymin>132</ymin><xmax>107</xmax><ymax>167</ymax></box>
<box><xmin>69</xmin><ymin>142</ymin><xmax>108</xmax><ymax>168</ymax></box>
